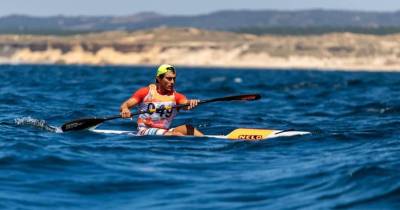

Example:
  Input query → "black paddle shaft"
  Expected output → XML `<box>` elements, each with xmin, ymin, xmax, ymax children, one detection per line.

<box><xmin>61</xmin><ymin>94</ymin><xmax>261</xmax><ymax>132</ymax></box>
<box><xmin>175</xmin><ymin>94</ymin><xmax>261</xmax><ymax>109</ymax></box>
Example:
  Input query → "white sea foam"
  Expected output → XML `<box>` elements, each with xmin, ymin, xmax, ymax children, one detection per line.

<box><xmin>210</xmin><ymin>77</ymin><xmax>226</xmax><ymax>82</ymax></box>
<box><xmin>234</xmin><ymin>77</ymin><xmax>243</xmax><ymax>83</ymax></box>
<box><xmin>14</xmin><ymin>117</ymin><xmax>61</xmax><ymax>133</ymax></box>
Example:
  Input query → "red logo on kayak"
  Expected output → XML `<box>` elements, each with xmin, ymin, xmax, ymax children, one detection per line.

<box><xmin>238</xmin><ymin>135</ymin><xmax>263</xmax><ymax>140</ymax></box>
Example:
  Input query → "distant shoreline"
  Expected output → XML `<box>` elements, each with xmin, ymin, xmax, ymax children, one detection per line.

<box><xmin>1</xmin><ymin>63</ymin><xmax>399</xmax><ymax>73</ymax></box>
<box><xmin>1</xmin><ymin>28</ymin><xmax>400</xmax><ymax>72</ymax></box>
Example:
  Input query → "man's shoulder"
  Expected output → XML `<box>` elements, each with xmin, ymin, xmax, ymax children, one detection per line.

<box><xmin>175</xmin><ymin>92</ymin><xmax>187</xmax><ymax>104</ymax></box>
<box><xmin>139</xmin><ymin>86</ymin><xmax>151</xmax><ymax>91</ymax></box>
<box><xmin>136</xmin><ymin>86</ymin><xmax>150</xmax><ymax>93</ymax></box>
<box><xmin>175</xmin><ymin>91</ymin><xmax>185</xmax><ymax>96</ymax></box>
<box><xmin>132</xmin><ymin>86</ymin><xmax>150</xmax><ymax>100</ymax></box>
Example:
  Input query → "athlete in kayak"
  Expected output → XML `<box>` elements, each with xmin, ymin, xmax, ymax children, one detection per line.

<box><xmin>120</xmin><ymin>64</ymin><xmax>204</xmax><ymax>136</ymax></box>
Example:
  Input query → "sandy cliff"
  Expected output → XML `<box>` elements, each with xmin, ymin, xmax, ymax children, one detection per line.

<box><xmin>1</xmin><ymin>27</ymin><xmax>400</xmax><ymax>71</ymax></box>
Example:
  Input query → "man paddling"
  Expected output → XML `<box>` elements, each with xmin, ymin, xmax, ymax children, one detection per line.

<box><xmin>120</xmin><ymin>64</ymin><xmax>204</xmax><ymax>136</ymax></box>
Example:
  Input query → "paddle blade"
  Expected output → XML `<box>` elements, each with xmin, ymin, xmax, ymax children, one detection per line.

<box><xmin>226</xmin><ymin>128</ymin><xmax>275</xmax><ymax>140</ymax></box>
<box><xmin>202</xmin><ymin>94</ymin><xmax>261</xmax><ymax>104</ymax></box>
<box><xmin>61</xmin><ymin>114</ymin><xmax>122</xmax><ymax>132</ymax></box>
<box><xmin>61</xmin><ymin>118</ymin><xmax>106</xmax><ymax>132</ymax></box>
<box><xmin>223</xmin><ymin>94</ymin><xmax>261</xmax><ymax>101</ymax></box>
<box><xmin>236</xmin><ymin>94</ymin><xmax>261</xmax><ymax>101</ymax></box>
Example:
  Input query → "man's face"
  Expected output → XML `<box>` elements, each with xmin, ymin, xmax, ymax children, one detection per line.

<box><xmin>158</xmin><ymin>71</ymin><xmax>176</xmax><ymax>92</ymax></box>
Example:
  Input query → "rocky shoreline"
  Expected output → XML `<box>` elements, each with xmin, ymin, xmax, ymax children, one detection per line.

<box><xmin>1</xmin><ymin>27</ymin><xmax>400</xmax><ymax>71</ymax></box>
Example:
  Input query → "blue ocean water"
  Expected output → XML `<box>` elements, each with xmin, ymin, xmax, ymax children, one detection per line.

<box><xmin>1</xmin><ymin>64</ymin><xmax>400</xmax><ymax>209</ymax></box>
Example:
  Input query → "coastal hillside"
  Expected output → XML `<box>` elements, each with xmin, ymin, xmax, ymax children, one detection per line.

<box><xmin>2</xmin><ymin>10</ymin><xmax>400</xmax><ymax>35</ymax></box>
<box><xmin>1</xmin><ymin>27</ymin><xmax>400</xmax><ymax>71</ymax></box>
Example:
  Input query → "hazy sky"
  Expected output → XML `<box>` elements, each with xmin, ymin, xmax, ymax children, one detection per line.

<box><xmin>2</xmin><ymin>0</ymin><xmax>400</xmax><ymax>16</ymax></box>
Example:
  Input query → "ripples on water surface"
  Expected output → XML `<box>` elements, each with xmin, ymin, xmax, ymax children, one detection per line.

<box><xmin>1</xmin><ymin>65</ymin><xmax>400</xmax><ymax>209</ymax></box>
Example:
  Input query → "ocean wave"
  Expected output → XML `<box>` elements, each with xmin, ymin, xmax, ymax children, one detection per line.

<box><xmin>1</xmin><ymin>65</ymin><xmax>400</xmax><ymax>209</ymax></box>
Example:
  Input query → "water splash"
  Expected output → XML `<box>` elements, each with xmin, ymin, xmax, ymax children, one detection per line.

<box><xmin>210</xmin><ymin>76</ymin><xmax>226</xmax><ymax>82</ymax></box>
<box><xmin>234</xmin><ymin>77</ymin><xmax>243</xmax><ymax>83</ymax></box>
<box><xmin>14</xmin><ymin>117</ymin><xmax>62</xmax><ymax>133</ymax></box>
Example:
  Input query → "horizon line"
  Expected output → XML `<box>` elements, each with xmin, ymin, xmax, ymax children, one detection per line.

<box><xmin>1</xmin><ymin>8</ymin><xmax>400</xmax><ymax>18</ymax></box>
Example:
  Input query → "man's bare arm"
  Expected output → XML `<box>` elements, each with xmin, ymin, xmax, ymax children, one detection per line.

<box><xmin>120</xmin><ymin>98</ymin><xmax>139</xmax><ymax>118</ymax></box>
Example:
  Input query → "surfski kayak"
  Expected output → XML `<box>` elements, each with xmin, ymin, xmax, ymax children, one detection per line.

<box><xmin>90</xmin><ymin>128</ymin><xmax>310</xmax><ymax>140</ymax></box>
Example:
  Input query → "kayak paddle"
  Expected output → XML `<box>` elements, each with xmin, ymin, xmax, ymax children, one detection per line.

<box><xmin>61</xmin><ymin>93</ymin><xmax>261</xmax><ymax>132</ymax></box>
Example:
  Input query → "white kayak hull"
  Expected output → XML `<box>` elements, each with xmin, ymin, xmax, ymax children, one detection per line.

<box><xmin>91</xmin><ymin>128</ymin><xmax>310</xmax><ymax>140</ymax></box>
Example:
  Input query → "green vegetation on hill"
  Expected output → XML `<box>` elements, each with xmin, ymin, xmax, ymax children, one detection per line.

<box><xmin>4</xmin><ymin>27</ymin><xmax>400</xmax><ymax>36</ymax></box>
<box><xmin>232</xmin><ymin>27</ymin><xmax>400</xmax><ymax>36</ymax></box>
<box><xmin>3</xmin><ymin>10</ymin><xmax>400</xmax><ymax>36</ymax></box>
<box><xmin>0</xmin><ymin>29</ymin><xmax>98</xmax><ymax>36</ymax></box>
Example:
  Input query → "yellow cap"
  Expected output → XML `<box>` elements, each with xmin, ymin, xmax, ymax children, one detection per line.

<box><xmin>156</xmin><ymin>64</ymin><xmax>175</xmax><ymax>77</ymax></box>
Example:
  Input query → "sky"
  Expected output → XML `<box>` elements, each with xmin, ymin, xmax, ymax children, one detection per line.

<box><xmin>2</xmin><ymin>0</ymin><xmax>400</xmax><ymax>17</ymax></box>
